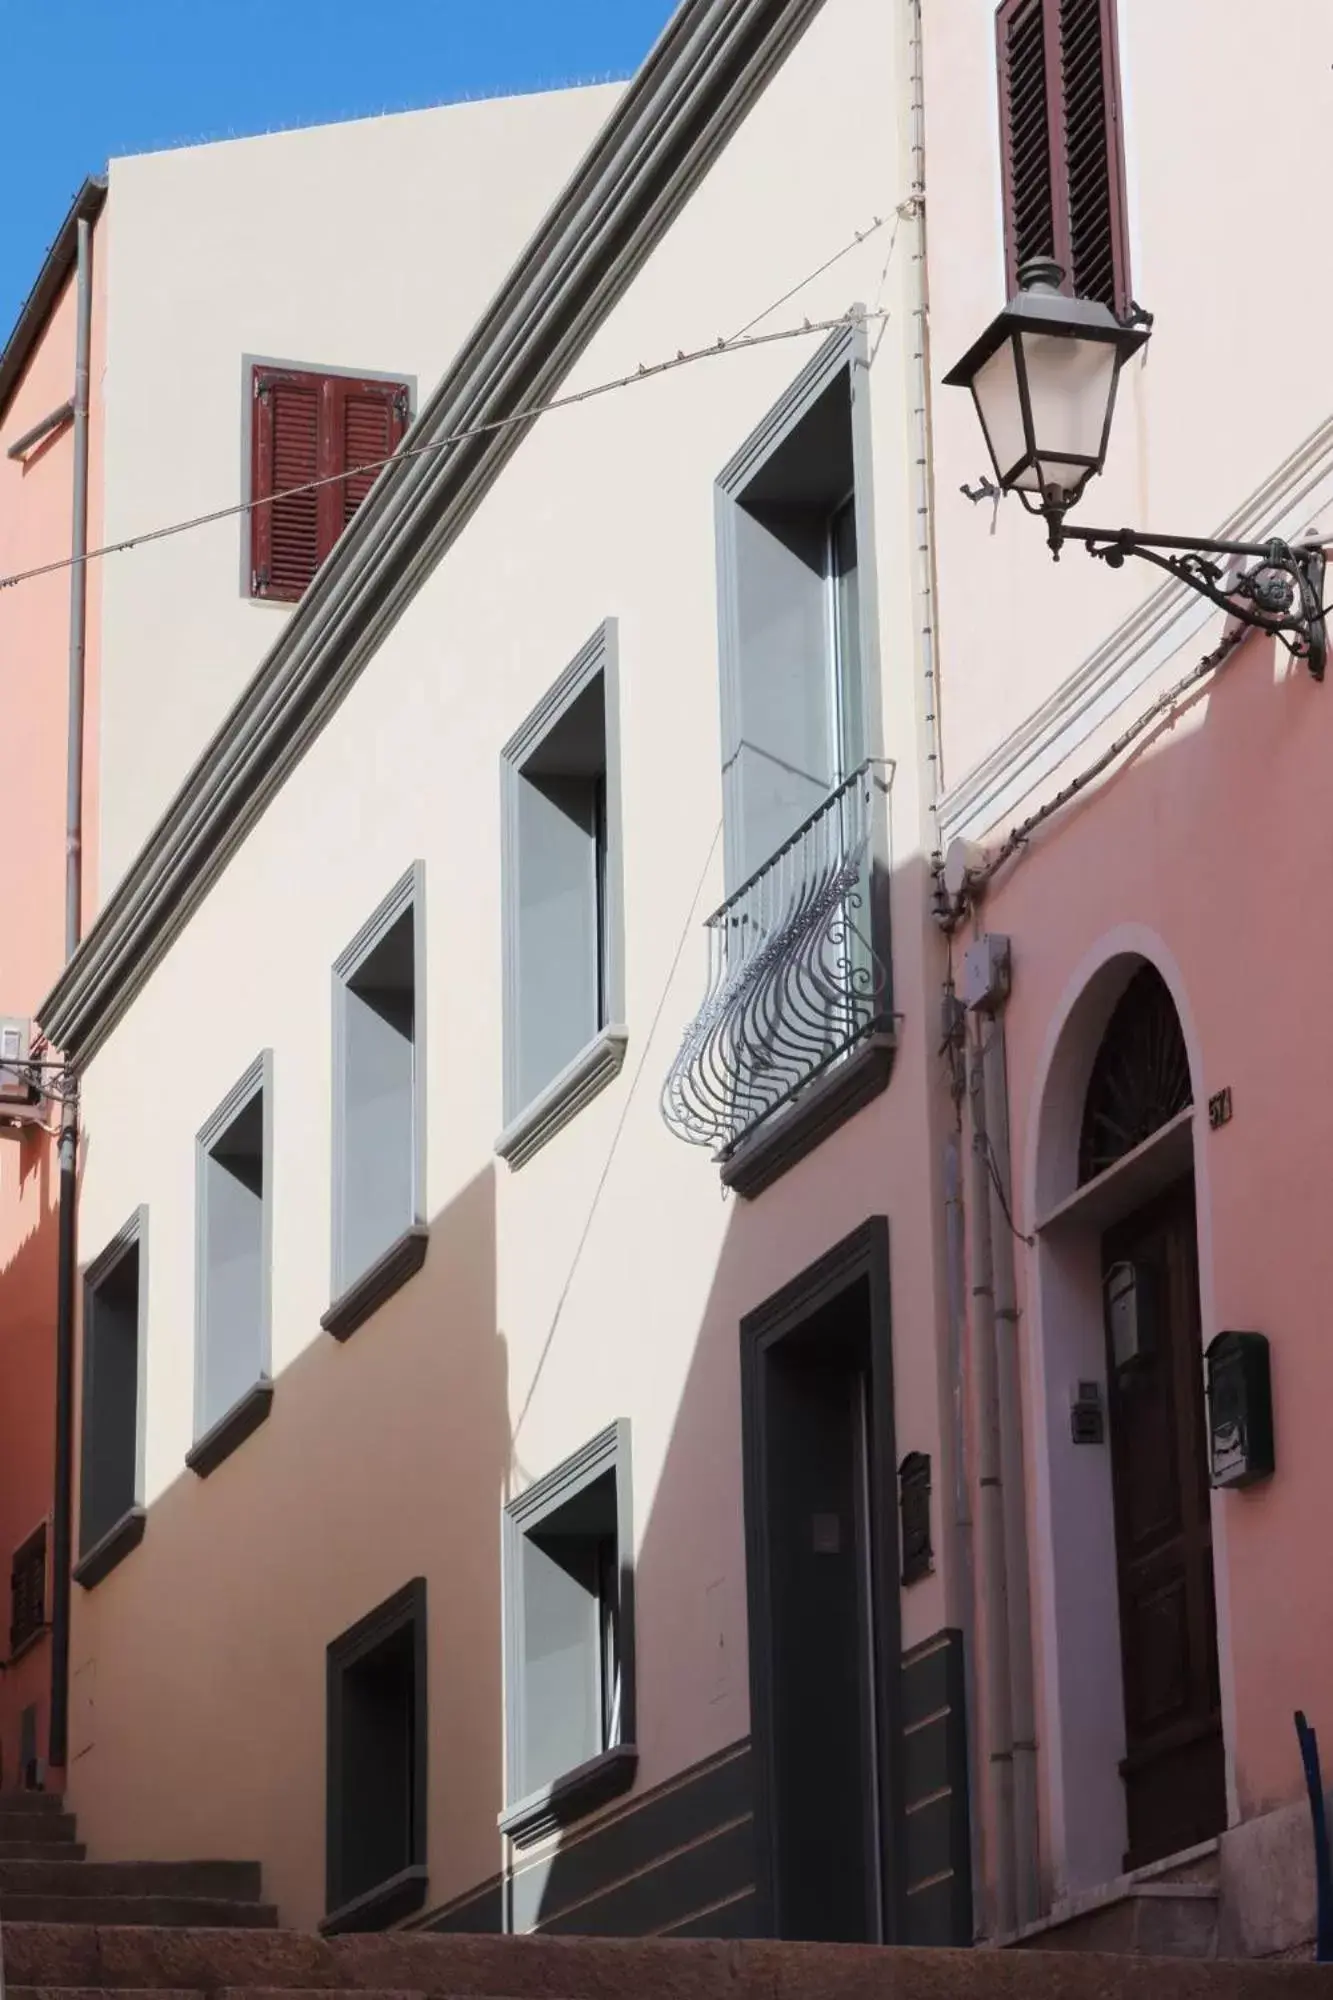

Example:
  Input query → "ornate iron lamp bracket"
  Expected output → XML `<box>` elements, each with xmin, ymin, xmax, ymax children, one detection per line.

<box><xmin>1054</xmin><ymin>522</ymin><xmax>1328</xmax><ymax>682</ymax></box>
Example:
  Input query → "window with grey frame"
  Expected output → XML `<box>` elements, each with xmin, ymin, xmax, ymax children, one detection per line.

<box><xmin>76</xmin><ymin>1209</ymin><xmax>147</xmax><ymax>1586</ymax></box>
<box><xmin>500</xmin><ymin>1419</ymin><xmax>636</xmax><ymax>1847</ymax></box>
<box><xmin>498</xmin><ymin>622</ymin><xmax>626</xmax><ymax>1168</ymax></box>
<box><xmin>190</xmin><ymin>1054</ymin><xmax>273</xmax><ymax>1475</ymax></box>
<box><xmin>662</xmin><ymin>325</ymin><xmax>893</xmax><ymax>1184</ymax></box>
<box><xmin>324</xmin><ymin>1578</ymin><xmax>428</xmax><ymax>1932</ymax></box>
<box><xmin>326</xmin><ymin>865</ymin><xmax>427</xmax><ymax>1333</ymax></box>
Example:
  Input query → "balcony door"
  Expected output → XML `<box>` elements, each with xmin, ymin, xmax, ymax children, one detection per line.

<box><xmin>721</xmin><ymin>367</ymin><xmax>866</xmax><ymax>894</ymax></box>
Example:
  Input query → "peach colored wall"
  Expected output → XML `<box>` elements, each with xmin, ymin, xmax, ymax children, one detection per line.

<box><xmin>0</xmin><ymin>217</ymin><xmax>105</xmax><ymax>1788</ymax></box>
<box><xmin>63</xmin><ymin>0</ymin><xmax>949</xmax><ymax>1931</ymax></box>
<box><xmin>95</xmin><ymin>82</ymin><xmax>622</xmax><ymax>907</ymax></box>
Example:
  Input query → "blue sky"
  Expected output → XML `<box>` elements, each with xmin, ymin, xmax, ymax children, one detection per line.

<box><xmin>0</xmin><ymin>0</ymin><xmax>678</xmax><ymax>338</ymax></box>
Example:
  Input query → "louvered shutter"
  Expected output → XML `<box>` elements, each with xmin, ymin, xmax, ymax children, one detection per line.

<box><xmin>251</xmin><ymin>369</ymin><xmax>321</xmax><ymax>602</ymax></box>
<box><xmin>250</xmin><ymin>368</ymin><xmax>409</xmax><ymax>602</ymax></box>
<box><xmin>996</xmin><ymin>0</ymin><xmax>1129</xmax><ymax>314</ymax></box>
<box><xmin>10</xmin><ymin>1523</ymin><xmax>46</xmax><ymax>1654</ymax></box>
<box><xmin>335</xmin><ymin>378</ymin><xmax>410</xmax><ymax>530</ymax></box>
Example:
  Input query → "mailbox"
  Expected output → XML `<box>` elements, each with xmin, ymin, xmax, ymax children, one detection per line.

<box><xmin>1205</xmin><ymin>1331</ymin><xmax>1274</xmax><ymax>1489</ymax></box>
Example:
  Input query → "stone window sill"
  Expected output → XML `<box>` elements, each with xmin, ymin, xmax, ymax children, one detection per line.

<box><xmin>73</xmin><ymin>1507</ymin><xmax>146</xmax><ymax>1590</ymax></box>
<box><xmin>496</xmin><ymin>1025</ymin><xmax>628</xmax><ymax>1170</ymax></box>
<box><xmin>319</xmin><ymin>1862</ymin><xmax>429</xmax><ymax>1935</ymax></box>
<box><xmin>321</xmin><ymin>1224</ymin><xmax>429</xmax><ymax>1342</ymax></box>
<box><xmin>498</xmin><ymin>1741</ymin><xmax>638</xmax><ymax>1850</ymax></box>
<box><xmin>186</xmin><ymin>1378</ymin><xmax>274</xmax><ymax>1479</ymax></box>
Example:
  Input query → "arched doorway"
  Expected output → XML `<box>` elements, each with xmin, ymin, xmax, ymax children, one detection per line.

<box><xmin>1078</xmin><ymin>965</ymin><xmax>1225</xmax><ymax>1870</ymax></box>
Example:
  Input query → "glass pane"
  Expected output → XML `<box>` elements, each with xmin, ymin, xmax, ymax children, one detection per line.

<box><xmin>830</xmin><ymin>497</ymin><xmax>862</xmax><ymax>780</ymax></box>
<box><xmin>1018</xmin><ymin>329</ymin><xmax>1117</xmax><ymax>473</ymax></box>
<box><xmin>972</xmin><ymin>335</ymin><xmax>1028</xmax><ymax>486</ymax></box>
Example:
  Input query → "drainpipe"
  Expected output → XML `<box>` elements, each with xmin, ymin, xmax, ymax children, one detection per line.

<box><xmin>965</xmin><ymin>1024</ymin><xmax>1015</xmax><ymax>1938</ymax></box>
<box><xmin>978</xmin><ymin>959</ymin><xmax>1041</xmax><ymax>1931</ymax></box>
<box><xmin>900</xmin><ymin>0</ymin><xmax>986</xmax><ymax>1935</ymax></box>
<box><xmin>49</xmin><ymin>212</ymin><xmax>93</xmax><ymax>1776</ymax></box>
<box><xmin>942</xmin><ymin>1123</ymin><xmax>982</xmax><ymax>1934</ymax></box>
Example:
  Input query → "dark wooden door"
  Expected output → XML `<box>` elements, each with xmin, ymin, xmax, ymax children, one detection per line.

<box><xmin>763</xmin><ymin>1326</ymin><xmax>881</xmax><ymax>1941</ymax></box>
<box><xmin>1102</xmin><ymin>1182</ymin><xmax>1225</xmax><ymax>1870</ymax></box>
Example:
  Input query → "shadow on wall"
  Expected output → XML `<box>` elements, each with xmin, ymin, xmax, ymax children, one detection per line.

<box><xmin>0</xmin><ymin>1123</ymin><xmax>63</xmax><ymax>1794</ymax></box>
<box><xmin>65</xmin><ymin>1161</ymin><xmax>510</xmax><ymax>1931</ymax></box>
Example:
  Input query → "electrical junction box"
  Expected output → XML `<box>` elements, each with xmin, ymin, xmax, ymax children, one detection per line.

<box><xmin>0</xmin><ymin>1017</ymin><xmax>36</xmax><ymax>1105</ymax></box>
<box><xmin>1205</xmin><ymin>1330</ymin><xmax>1274</xmax><ymax>1489</ymax></box>
<box><xmin>1070</xmin><ymin>1380</ymin><xmax>1105</xmax><ymax>1445</ymax></box>
<box><xmin>960</xmin><ymin>934</ymin><xmax>1011</xmax><ymax>1014</ymax></box>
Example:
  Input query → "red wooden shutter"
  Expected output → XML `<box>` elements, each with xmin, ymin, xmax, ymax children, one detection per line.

<box><xmin>251</xmin><ymin>368</ymin><xmax>321</xmax><ymax>602</ymax></box>
<box><xmin>1058</xmin><ymin>0</ymin><xmax>1129</xmax><ymax>312</ymax></box>
<box><xmin>996</xmin><ymin>0</ymin><xmax>1129</xmax><ymax>314</ymax></box>
<box><xmin>335</xmin><ymin>378</ymin><xmax>410</xmax><ymax>531</ymax></box>
<box><xmin>998</xmin><ymin>0</ymin><xmax>1057</xmax><ymax>293</ymax></box>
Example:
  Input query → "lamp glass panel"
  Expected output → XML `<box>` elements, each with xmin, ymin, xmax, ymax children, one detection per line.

<box><xmin>971</xmin><ymin>335</ymin><xmax>1028</xmax><ymax>487</ymax></box>
<box><xmin>1018</xmin><ymin>328</ymin><xmax>1118</xmax><ymax>475</ymax></box>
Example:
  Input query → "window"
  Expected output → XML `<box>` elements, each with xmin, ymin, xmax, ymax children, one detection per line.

<box><xmin>498</xmin><ymin>621</ymin><xmax>626</xmax><ymax>1168</ymax></box>
<box><xmin>10</xmin><ymin>1523</ymin><xmax>47</xmax><ymax>1657</ymax></box>
<box><xmin>325</xmin><ymin>865</ymin><xmax>427</xmax><ymax>1339</ymax></box>
<box><xmin>189</xmin><ymin>1054</ymin><xmax>273</xmax><ymax>1477</ymax></box>
<box><xmin>324</xmin><ymin>1579</ymin><xmax>427</xmax><ymax>1933</ymax></box>
<box><xmin>500</xmin><ymin>1420</ymin><xmax>636</xmax><ymax>1848</ymax></box>
<box><xmin>996</xmin><ymin>0</ymin><xmax>1130</xmax><ymax>313</ymax></box>
<box><xmin>75</xmin><ymin>1210</ymin><xmax>147</xmax><ymax>1587</ymax></box>
<box><xmin>717</xmin><ymin>338</ymin><xmax>870</xmax><ymax>891</ymax></box>
<box><xmin>249</xmin><ymin>365</ymin><xmax>411</xmax><ymax>602</ymax></box>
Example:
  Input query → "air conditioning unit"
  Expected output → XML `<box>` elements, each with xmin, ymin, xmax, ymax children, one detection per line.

<box><xmin>0</xmin><ymin>1017</ymin><xmax>38</xmax><ymax>1106</ymax></box>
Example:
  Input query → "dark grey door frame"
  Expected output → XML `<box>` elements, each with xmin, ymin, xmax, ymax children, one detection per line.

<box><xmin>739</xmin><ymin>1214</ymin><xmax>903</xmax><ymax>1941</ymax></box>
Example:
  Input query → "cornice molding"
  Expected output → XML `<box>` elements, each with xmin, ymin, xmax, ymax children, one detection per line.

<box><xmin>40</xmin><ymin>0</ymin><xmax>830</xmax><ymax>1064</ymax></box>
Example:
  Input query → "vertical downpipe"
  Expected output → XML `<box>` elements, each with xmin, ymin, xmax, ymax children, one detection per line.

<box><xmin>943</xmin><ymin>1126</ymin><xmax>982</xmax><ymax>1934</ymax></box>
<box><xmin>49</xmin><ymin>211</ymin><xmax>93</xmax><ymax>1776</ymax></box>
<box><xmin>980</xmin><ymin>992</ymin><xmax>1041</xmax><ymax>1929</ymax></box>
<box><xmin>967</xmin><ymin>1028</ymin><xmax>1015</xmax><ymax>1937</ymax></box>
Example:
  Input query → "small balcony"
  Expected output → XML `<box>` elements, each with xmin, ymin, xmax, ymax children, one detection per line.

<box><xmin>662</xmin><ymin>761</ymin><xmax>894</xmax><ymax>1193</ymax></box>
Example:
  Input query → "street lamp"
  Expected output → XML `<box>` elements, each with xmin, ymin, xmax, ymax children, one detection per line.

<box><xmin>944</xmin><ymin>259</ymin><xmax>1327</xmax><ymax>681</ymax></box>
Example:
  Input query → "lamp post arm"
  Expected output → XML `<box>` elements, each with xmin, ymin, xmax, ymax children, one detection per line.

<box><xmin>1050</xmin><ymin>522</ymin><xmax>1327</xmax><ymax>682</ymax></box>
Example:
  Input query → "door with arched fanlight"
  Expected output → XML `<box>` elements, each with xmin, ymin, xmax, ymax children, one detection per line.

<box><xmin>1081</xmin><ymin>965</ymin><xmax>1225</xmax><ymax>1870</ymax></box>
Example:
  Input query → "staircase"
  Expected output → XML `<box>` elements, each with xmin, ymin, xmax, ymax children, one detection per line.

<box><xmin>1012</xmin><ymin>1842</ymin><xmax>1223</xmax><ymax>1957</ymax></box>
<box><xmin>0</xmin><ymin>1793</ymin><xmax>274</xmax><ymax>1928</ymax></box>
<box><xmin>0</xmin><ymin>1795</ymin><xmax>1326</xmax><ymax>2000</ymax></box>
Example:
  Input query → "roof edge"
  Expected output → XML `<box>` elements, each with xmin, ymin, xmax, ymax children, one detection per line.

<box><xmin>39</xmin><ymin>0</ymin><xmax>830</xmax><ymax>1063</ymax></box>
<box><xmin>0</xmin><ymin>176</ymin><xmax>107</xmax><ymax>425</ymax></box>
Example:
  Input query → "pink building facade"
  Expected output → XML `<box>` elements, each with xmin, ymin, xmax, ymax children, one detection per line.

<box><xmin>0</xmin><ymin>178</ymin><xmax>105</xmax><ymax>1791</ymax></box>
<box><xmin>923</xmin><ymin>0</ymin><xmax>1333</xmax><ymax>1956</ymax></box>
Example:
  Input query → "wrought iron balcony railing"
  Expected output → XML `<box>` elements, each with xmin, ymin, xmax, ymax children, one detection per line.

<box><xmin>662</xmin><ymin>761</ymin><xmax>891</xmax><ymax>1160</ymax></box>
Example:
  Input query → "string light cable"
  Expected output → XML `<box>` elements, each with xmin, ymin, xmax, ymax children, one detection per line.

<box><xmin>0</xmin><ymin>212</ymin><xmax>907</xmax><ymax>599</ymax></box>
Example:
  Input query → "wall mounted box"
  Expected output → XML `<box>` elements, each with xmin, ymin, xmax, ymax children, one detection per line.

<box><xmin>1205</xmin><ymin>1330</ymin><xmax>1274</xmax><ymax>1489</ymax></box>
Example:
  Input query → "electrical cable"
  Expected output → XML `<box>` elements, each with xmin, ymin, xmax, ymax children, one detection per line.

<box><xmin>0</xmin><ymin>213</ymin><xmax>902</xmax><ymax>599</ymax></box>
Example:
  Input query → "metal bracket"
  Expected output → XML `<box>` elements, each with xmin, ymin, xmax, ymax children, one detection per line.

<box><xmin>1054</xmin><ymin>523</ymin><xmax>1327</xmax><ymax>681</ymax></box>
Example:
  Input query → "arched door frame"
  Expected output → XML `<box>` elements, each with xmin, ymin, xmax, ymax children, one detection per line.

<box><xmin>1020</xmin><ymin>924</ymin><xmax>1237</xmax><ymax>1902</ymax></box>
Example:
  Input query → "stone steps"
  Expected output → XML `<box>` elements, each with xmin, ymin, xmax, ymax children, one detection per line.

<box><xmin>1</xmin><ymin>1929</ymin><xmax>1330</xmax><ymax>2000</ymax></box>
<box><xmin>0</xmin><ymin>1860</ymin><xmax>262</xmax><ymax>1897</ymax></box>
<box><xmin>0</xmin><ymin>1843</ymin><xmax>89</xmax><ymax>1861</ymax></box>
<box><xmin>0</xmin><ymin>1897</ymin><xmax>278</xmax><ymax>1928</ymax></box>
<box><xmin>1013</xmin><ymin>1843</ymin><xmax>1223</xmax><ymax>1958</ymax></box>
<box><xmin>0</xmin><ymin>1796</ymin><xmax>271</xmax><ymax>1932</ymax></box>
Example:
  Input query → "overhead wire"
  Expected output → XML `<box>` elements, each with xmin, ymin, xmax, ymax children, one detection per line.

<box><xmin>0</xmin><ymin>212</ymin><xmax>903</xmax><ymax>599</ymax></box>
